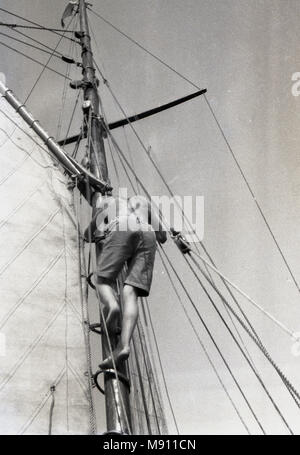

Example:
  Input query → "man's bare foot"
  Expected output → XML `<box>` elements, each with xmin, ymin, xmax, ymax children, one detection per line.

<box><xmin>99</xmin><ymin>346</ymin><xmax>130</xmax><ymax>370</ymax></box>
<box><xmin>105</xmin><ymin>305</ymin><xmax>120</xmax><ymax>333</ymax></box>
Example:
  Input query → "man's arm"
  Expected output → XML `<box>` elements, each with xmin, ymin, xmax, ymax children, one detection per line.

<box><xmin>155</xmin><ymin>229</ymin><xmax>167</xmax><ymax>244</ymax></box>
<box><xmin>83</xmin><ymin>209</ymin><xmax>101</xmax><ymax>242</ymax></box>
<box><xmin>148</xmin><ymin>201</ymin><xmax>167</xmax><ymax>244</ymax></box>
<box><xmin>83</xmin><ymin>198</ymin><xmax>109</xmax><ymax>242</ymax></box>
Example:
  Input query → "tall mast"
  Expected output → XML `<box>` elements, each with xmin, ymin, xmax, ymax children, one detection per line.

<box><xmin>78</xmin><ymin>0</ymin><xmax>131</xmax><ymax>434</ymax></box>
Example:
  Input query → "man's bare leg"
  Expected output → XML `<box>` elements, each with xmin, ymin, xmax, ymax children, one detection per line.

<box><xmin>97</xmin><ymin>277</ymin><xmax>120</xmax><ymax>333</ymax></box>
<box><xmin>100</xmin><ymin>284</ymin><xmax>139</xmax><ymax>369</ymax></box>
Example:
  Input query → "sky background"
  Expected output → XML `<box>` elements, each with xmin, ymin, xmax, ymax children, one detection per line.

<box><xmin>1</xmin><ymin>0</ymin><xmax>300</xmax><ymax>435</ymax></box>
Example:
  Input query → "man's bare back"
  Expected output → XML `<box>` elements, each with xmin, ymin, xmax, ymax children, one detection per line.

<box><xmin>85</xmin><ymin>195</ymin><xmax>167</xmax><ymax>244</ymax></box>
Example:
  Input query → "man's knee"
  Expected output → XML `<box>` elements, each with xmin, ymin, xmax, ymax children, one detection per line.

<box><xmin>96</xmin><ymin>278</ymin><xmax>118</xmax><ymax>305</ymax></box>
<box><xmin>123</xmin><ymin>284</ymin><xmax>138</xmax><ymax>298</ymax></box>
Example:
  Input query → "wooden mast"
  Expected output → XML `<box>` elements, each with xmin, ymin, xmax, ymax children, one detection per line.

<box><xmin>78</xmin><ymin>0</ymin><xmax>131</xmax><ymax>434</ymax></box>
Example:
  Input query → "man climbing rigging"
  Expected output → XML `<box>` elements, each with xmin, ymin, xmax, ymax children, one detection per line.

<box><xmin>84</xmin><ymin>193</ymin><xmax>167</xmax><ymax>370</ymax></box>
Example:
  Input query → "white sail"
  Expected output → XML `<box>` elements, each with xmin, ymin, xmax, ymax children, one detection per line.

<box><xmin>0</xmin><ymin>95</ymin><xmax>95</xmax><ymax>435</ymax></box>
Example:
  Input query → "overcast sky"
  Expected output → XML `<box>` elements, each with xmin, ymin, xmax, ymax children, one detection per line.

<box><xmin>1</xmin><ymin>0</ymin><xmax>300</xmax><ymax>435</ymax></box>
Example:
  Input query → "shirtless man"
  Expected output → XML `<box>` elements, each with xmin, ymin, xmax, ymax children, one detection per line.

<box><xmin>84</xmin><ymin>194</ymin><xmax>167</xmax><ymax>369</ymax></box>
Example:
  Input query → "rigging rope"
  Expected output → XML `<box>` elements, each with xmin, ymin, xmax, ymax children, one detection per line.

<box><xmin>93</xmin><ymin>76</ymin><xmax>299</xmax><ymax>436</ymax></box>
<box><xmin>98</xmin><ymin>118</ymin><xmax>179</xmax><ymax>433</ymax></box>
<box><xmin>123</xmin><ymin>127</ymin><xmax>141</xmax><ymax>193</ymax></box>
<box><xmin>207</xmin><ymin>269</ymin><xmax>258</xmax><ymax>372</ymax></box>
<box><xmin>57</xmin><ymin>14</ymin><xmax>79</xmax><ymax>142</ymax></box>
<box><xmin>88</xmin><ymin>224</ymin><xmax>132</xmax><ymax>435</ymax></box>
<box><xmin>24</xmin><ymin>14</ymin><xmax>77</xmax><ymax>104</ymax></box>
<box><xmin>91</xmin><ymin>63</ymin><xmax>262</xmax><ymax>331</ymax></box>
<box><xmin>61</xmin><ymin>90</ymin><xmax>81</xmax><ymax>148</ymax></box>
<box><xmin>202</xmin><ymin>93</ymin><xmax>300</xmax><ymax>296</ymax></box>
<box><xmin>103</xmin><ymin>113</ymin><xmax>300</xmax><ymax>431</ymax></box>
<box><xmin>110</xmin><ymin>120</ymin><xmax>300</xmax><ymax>417</ymax></box>
<box><xmin>56</xmin><ymin>50</ymin><xmax>74</xmax><ymax>140</ymax></box>
<box><xmin>136</xmin><ymin>322</ymin><xmax>163</xmax><ymax>435</ymax></box>
<box><xmin>82</xmin><ymin>109</ymin><xmax>105</xmax><ymax>181</ymax></box>
<box><xmin>89</xmin><ymin>18</ymin><xmax>107</xmax><ymax>76</ymax></box>
<box><xmin>88</xmin><ymin>7</ymin><xmax>196</xmax><ymax>89</ymax></box>
<box><xmin>101</xmin><ymin>73</ymin><xmax>266</xmax><ymax>375</ymax></box>
<box><xmin>90</xmin><ymin>5</ymin><xmax>300</xmax><ymax>307</ymax></box>
<box><xmin>107</xmin><ymin>134</ymin><xmax>122</xmax><ymax>187</ymax></box>
<box><xmin>189</xmin><ymin>249</ymin><xmax>298</xmax><ymax>341</ymax></box>
<box><xmin>7</xmin><ymin>27</ymin><xmax>67</xmax><ymax>57</ymax></box>
<box><xmin>187</xmin><ymin>253</ymin><xmax>300</xmax><ymax>409</ymax></box>
<box><xmin>158</xmin><ymin>247</ymin><xmax>266</xmax><ymax>434</ymax></box>
<box><xmin>71</xmin><ymin>130</ymin><xmax>83</xmax><ymax>159</ymax></box>
<box><xmin>112</xmin><ymin>140</ymin><xmax>138</xmax><ymax>195</ymax></box>
<box><xmin>157</xmin><ymin>248</ymin><xmax>251</xmax><ymax>434</ymax></box>
<box><xmin>112</xmin><ymin>120</ymin><xmax>257</xmax><ymax>433</ymax></box>
<box><xmin>95</xmin><ymin>67</ymin><xmax>253</xmax><ymax>380</ymax></box>
<box><xmin>73</xmin><ymin>194</ymin><xmax>97</xmax><ymax>432</ymax></box>
<box><xmin>0</xmin><ymin>22</ymin><xmax>75</xmax><ymax>33</ymax></box>
<box><xmin>76</xmin><ymin>117</ymin><xmax>133</xmax><ymax>434</ymax></box>
<box><xmin>109</xmin><ymin>128</ymin><xmax>250</xmax><ymax>434</ymax></box>
<box><xmin>196</xmin><ymin>243</ymin><xmax>265</xmax><ymax>361</ymax></box>
<box><xmin>0</xmin><ymin>41</ymin><xmax>72</xmax><ymax>81</ymax></box>
<box><xmin>111</xmin><ymin>134</ymin><xmax>297</xmax><ymax>432</ymax></box>
<box><xmin>103</xmin><ymin>115</ymin><xmax>296</xmax><ymax>343</ymax></box>
<box><xmin>75</xmin><ymin>217</ymin><xmax>97</xmax><ymax>434</ymax></box>
<box><xmin>91</xmin><ymin>5</ymin><xmax>300</xmax><ymax>300</ymax></box>
<box><xmin>0</xmin><ymin>31</ymin><xmax>63</xmax><ymax>59</ymax></box>
<box><xmin>131</xmin><ymin>337</ymin><xmax>153</xmax><ymax>435</ymax></box>
<box><xmin>92</xmin><ymin>65</ymin><xmax>298</xmax><ymax>348</ymax></box>
<box><xmin>45</xmin><ymin>6</ymin><xmax>300</xmax><ymax>434</ymax></box>
<box><xmin>72</xmin><ymin>135</ymin><xmax>97</xmax><ymax>434</ymax></box>
<box><xmin>180</xmin><ymin>253</ymin><xmax>294</xmax><ymax>434</ymax></box>
<box><xmin>143</xmin><ymin>297</ymin><xmax>180</xmax><ymax>435</ymax></box>
<box><xmin>0</xmin><ymin>8</ymin><xmax>78</xmax><ymax>43</ymax></box>
<box><xmin>79</xmin><ymin>189</ymin><xmax>125</xmax><ymax>432</ymax></box>
<box><xmin>96</xmin><ymin>66</ymin><xmax>283</xmax><ymax>381</ymax></box>
<box><xmin>104</xmin><ymin>137</ymin><xmax>170</xmax><ymax>433</ymax></box>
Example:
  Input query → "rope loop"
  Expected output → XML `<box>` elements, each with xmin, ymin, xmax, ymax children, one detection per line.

<box><xmin>87</xmin><ymin>272</ymin><xmax>96</xmax><ymax>290</ymax></box>
<box><xmin>93</xmin><ymin>369</ymin><xmax>131</xmax><ymax>396</ymax></box>
<box><xmin>89</xmin><ymin>323</ymin><xmax>102</xmax><ymax>335</ymax></box>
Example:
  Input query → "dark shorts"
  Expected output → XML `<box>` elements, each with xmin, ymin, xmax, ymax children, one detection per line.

<box><xmin>96</xmin><ymin>225</ymin><xmax>157</xmax><ymax>297</ymax></box>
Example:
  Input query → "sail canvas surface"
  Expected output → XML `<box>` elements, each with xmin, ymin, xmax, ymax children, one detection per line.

<box><xmin>0</xmin><ymin>95</ymin><xmax>94</xmax><ymax>435</ymax></box>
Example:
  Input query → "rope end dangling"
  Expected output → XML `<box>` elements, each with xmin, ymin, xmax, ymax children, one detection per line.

<box><xmin>170</xmin><ymin>228</ymin><xmax>191</xmax><ymax>255</ymax></box>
